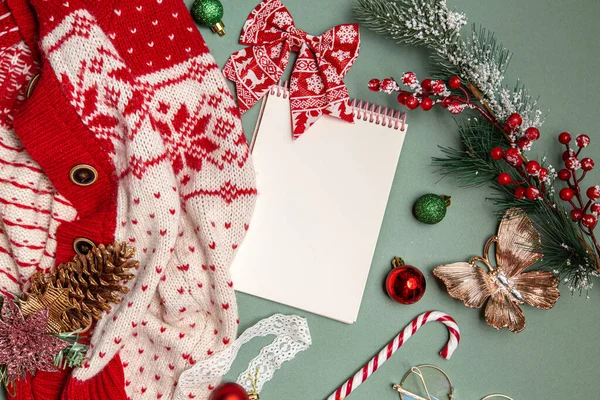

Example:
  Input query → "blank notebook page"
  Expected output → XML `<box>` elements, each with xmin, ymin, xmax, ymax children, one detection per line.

<box><xmin>231</xmin><ymin>87</ymin><xmax>407</xmax><ymax>324</ymax></box>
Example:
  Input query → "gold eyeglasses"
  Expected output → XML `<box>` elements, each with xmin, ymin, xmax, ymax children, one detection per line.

<box><xmin>392</xmin><ymin>365</ymin><xmax>513</xmax><ymax>400</ymax></box>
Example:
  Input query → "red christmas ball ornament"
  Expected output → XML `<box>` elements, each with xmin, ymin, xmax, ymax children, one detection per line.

<box><xmin>525</xmin><ymin>186</ymin><xmax>540</xmax><ymax>200</ymax></box>
<box><xmin>582</xmin><ymin>214</ymin><xmax>598</xmax><ymax>229</ymax></box>
<box><xmin>525</xmin><ymin>160</ymin><xmax>541</xmax><ymax>175</ymax></box>
<box><xmin>558</xmin><ymin>169</ymin><xmax>572</xmax><ymax>181</ymax></box>
<box><xmin>420</xmin><ymin>97</ymin><xmax>434</xmax><ymax>111</ymax></box>
<box><xmin>587</xmin><ymin>185</ymin><xmax>600</xmax><ymax>200</ymax></box>
<box><xmin>505</xmin><ymin>113</ymin><xmax>523</xmax><ymax>130</ymax></box>
<box><xmin>386</xmin><ymin>258</ymin><xmax>426</xmax><ymax>304</ymax></box>
<box><xmin>516</xmin><ymin>137</ymin><xmax>531</xmax><ymax>150</ymax></box>
<box><xmin>440</xmin><ymin>96</ymin><xmax>452</xmax><ymax>108</ymax></box>
<box><xmin>490</xmin><ymin>147</ymin><xmax>504</xmax><ymax>161</ymax></box>
<box><xmin>524</xmin><ymin>127</ymin><xmax>540</xmax><ymax>141</ymax></box>
<box><xmin>401</xmin><ymin>71</ymin><xmax>418</xmax><ymax>87</ymax></box>
<box><xmin>421</xmin><ymin>78</ymin><xmax>432</xmax><ymax>91</ymax></box>
<box><xmin>514</xmin><ymin>187</ymin><xmax>526</xmax><ymax>199</ymax></box>
<box><xmin>405</xmin><ymin>96</ymin><xmax>420</xmax><ymax>110</ymax></box>
<box><xmin>397</xmin><ymin>91</ymin><xmax>409</xmax><ymax>105</ymax></box>
<box><xmin>448</xmin><ymin>75</ymin><xmax>461</xmax><ymax>89</ymax></box>
<box><xmin>571</xmin><ymin>209</ymin><xmax>584</xmax><ymax>222</ymax></box>
<box><xmin>504</xmin><ymin>147</ymin><xmax>522</xmax><ymax>167</ymax></box>
<box><xmin>565</xmin><ymin>157</ymin><xmax>581</xmax><ymax>171</ymax></box>
<box><xmin>591</xmin><ymin>202</ymin><xmax>600</xmax><ymax>215</ymax></box>
<box><xmin>431</xmin><ymin>80</ymin><xmax>447</xmax><ymax>95</ymax></box>
<box><xmin>209</xmin><ymin>383</ymin><xmax>251</xmax><ymax>400</ymax></box>
<box><xmin>560</xmin><ymin>188</ymin><xmax>575</xmax><ymax>201</ymax></box>
<box><xmin>368</xmin><ymin>78</ymin><xmax>381</xmax><ymax>92</ymax></box>
<box><xmin>581</xmin><ymin>158</ymin><xmax>595</xmax><ymax>171</ymax></box>
<box><xmin>558</xmin><ymin>132</ymin><xmax>572</xmax><ymax>144</ymax></box>
<box><xmin>576</xmin><ymin>134</ymin><xmax>591</xmax><ymax>148</ymax></box>
<box><xmin>539</xmin><ymin>168</ymin><xmax>549</xmax><ymax>180</ymax></box>
<box><xmin>497</xmin><ymin>173</ymin><xmax>512</xmax><ymax>185</ymax></box>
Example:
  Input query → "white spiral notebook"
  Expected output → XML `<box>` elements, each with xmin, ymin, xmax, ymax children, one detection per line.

<box><xmin>230</xmin><ymin>84</ymin><xmax>408</xmax><ymax>324</ymax></box>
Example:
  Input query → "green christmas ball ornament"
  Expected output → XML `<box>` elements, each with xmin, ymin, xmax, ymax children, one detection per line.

<box><xmin>413</xmin><ymin>194</ymin><xmax>451</xmax><ymax>224</ymax></box>
<box><xmin>191</xmin><ymin>0</ymin><xmax>226</xmax><ymax>36</ymax></box>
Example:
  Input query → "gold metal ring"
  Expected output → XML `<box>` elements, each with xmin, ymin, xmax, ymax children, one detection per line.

<box><xmin>73</xmin><ymin>237</ymin><xmax>96</xmax><ymax>255</ymax></box>
<box><xmin>69</xmin><ymin>164</ymin><xmax>98</xmax><ymax>186</ymax></box>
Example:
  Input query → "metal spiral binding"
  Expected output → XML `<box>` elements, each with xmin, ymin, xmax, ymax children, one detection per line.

<box><xmin>269</xmin><ymin>81</ymin><xmax>407</xmax><ymax>131</ymax></box>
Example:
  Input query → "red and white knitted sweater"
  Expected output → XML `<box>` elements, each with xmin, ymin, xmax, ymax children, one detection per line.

<box><xmin>0</xmin><ymin>0</ymin><xmax>257</xmax><ymax>399</ymax></box>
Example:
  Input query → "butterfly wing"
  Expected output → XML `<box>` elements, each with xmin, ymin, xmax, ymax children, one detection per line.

<box><xmin>496</xmin><ymin>208</ymin><xmax>543</xmax><ymax>278</ymax></box>
<box><xmin>433</xmin><ymin>262</ymin><xmax>495</xmax><ymax>308</ymax></box>
<box><xmin>511</xmin><ymin>270</ymin><xmax>560</xmax><ymax>310</ymax></box>
<box><xmin>485</xmin><ymin>290</ymin><xmax>526</xmax><ymax>333</ymax></box>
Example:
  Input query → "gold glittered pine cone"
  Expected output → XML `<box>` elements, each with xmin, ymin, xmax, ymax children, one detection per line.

<box><xmin>21</xmin><ymin>242</ymin><xmax>138</xmax><ymax>334</ymax></box>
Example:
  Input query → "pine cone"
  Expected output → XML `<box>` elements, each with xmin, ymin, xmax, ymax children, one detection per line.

<box><xmin>21</xmin><ymin>242</ymin><xmax>138</xmax><ymax>334</ymax></box>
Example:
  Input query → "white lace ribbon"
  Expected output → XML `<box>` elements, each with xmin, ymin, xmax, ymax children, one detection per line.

<box><xmin>176</xmin><ymin>314</ymin><xmax>311</xmax><ymax>398</ymax></box>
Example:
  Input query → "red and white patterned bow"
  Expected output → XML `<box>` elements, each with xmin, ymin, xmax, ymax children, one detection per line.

<box><xmin>223</xmin><ymin>0</ymin><xmax>360</xmax><ymax>138</ymax></box>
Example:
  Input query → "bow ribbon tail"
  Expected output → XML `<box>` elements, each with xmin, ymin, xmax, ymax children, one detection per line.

<box><xmin>288</xmin><ymin>44</ymin><xmax>330</xmax><ymax>138</ymax></box>
<box><xmin>223</xmin><ymin>44</ymin><xmax>287</xmax><ymax>114</ymax></box>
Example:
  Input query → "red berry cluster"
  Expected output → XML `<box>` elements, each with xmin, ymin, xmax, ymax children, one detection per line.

<box><xmin>556</xmin><ymin>132</ymin><xmax>598</xmax><ymax>229</ymax></box>
<box><xmin>368</xmin><ymin>72</ymin><xmax>466</xmax><ymax>113</ymax></box>
<box><xmin>490</xmin><ymin>115</ymin><xmax>547</xmax><ymax>200</ymax></box>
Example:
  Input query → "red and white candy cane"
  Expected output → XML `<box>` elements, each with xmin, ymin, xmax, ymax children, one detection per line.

<box><xmin>326</xmin><ymin>311</ymin><xmax>460</xmax><ymax>400</ymax></box>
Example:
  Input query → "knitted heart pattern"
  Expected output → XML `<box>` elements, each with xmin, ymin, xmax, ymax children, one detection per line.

<box><xmin>1</xmin><ymin>0</ymin><xmax>257</xmax><ymax>399</ymax></box>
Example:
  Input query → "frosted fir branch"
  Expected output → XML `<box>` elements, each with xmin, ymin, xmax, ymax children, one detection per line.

<box><xmin>355</xmin><ymin>0</ymin><xmax>544</xmax><ymax>128</ymax></box>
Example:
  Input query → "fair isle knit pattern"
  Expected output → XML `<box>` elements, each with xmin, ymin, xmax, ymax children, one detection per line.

<box><xmin>0</xmin><ymin>2</ymin><xmax>77</xmax><ymax>294</ymax></box>
<box><xmin>17</xmin><ymin>0</ymin><xmax>257</xmax><ymax>399</ymax></box>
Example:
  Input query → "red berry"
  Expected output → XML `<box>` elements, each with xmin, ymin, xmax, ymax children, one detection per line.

<box><xmin>581</xmin><ymin>158</ymin><xmax>595</xmax><ymax>171</ymax></box>
<box><xmin>421</xmin><ymin>78</ymin><xmax>432</xmax><ymax>91</ymax></box>
<box><xmin>558</xmin><ymin>169</ymin><xmax>572</xmax><ymax>181</ymax></box>
<box><xmin>401</xmin><ymin>72</ymin><xmax>418</xmax><ymax>87</ymax></box>
<box><xmin>405</xmin><ymin>96</ymin><xmax>420</xmax><ymax>110</ymax></box>
<box><xmin>582</xmin><ymin>214</ymin><xmax>598</xmax><ymax>229</ymax></box>
<box><xmin>558</xmin><ymin>132</ymin><xmax>572</xmax><ymax>144</ymax></box>
<box><xmin>397</xmin><ymin>91</ymin><xmax>409</xmax><ymax>105</ymax></box>
<box><xmin>525</xmin><ymin>187</ymin><xmax>540</xmax><ymax>200</ymax></box>
<box><xmin>525</xmin><ymin>127</ymin><xmax>540</xmax><ymax>141</ymax></box>
<box><xmin>516</xmin><ymin>138</ymin><xmax>531</xmax><ymax>150</ymax></box>
<box><xmin>431</xmin><ymin>80</ymin><xmax>447</xmax><ymax>95</ymax></box>
<box><xmin>441</xmin><ymin>97</ymin><xmax>452</xmax><ymax>108</ymax></box>
<box><xmin>591</xmin><ymin>203</ymin><xmax>600</xmax><ymax>215</ymax></box>
<box><xmin>448</xmin><ymin>75</ymin><xmax>461</xmax><ymax>89</ymax></box>
<box><xmin>420</xmin><ymin>97</ymin><xmax>434</xmax><ymax>111</ymax></box>
<box><xmin>587</xmin><ymin>186</ymin><xmax>600</xmax><ymax>200</ymax></box>
<box><xmin>576</xmin><ymin>134</ymin><xmax>591</xmax><ymax>148</ymax></box>
<box><xmin>525</xmin><ymin>160</ymin><xmax>541</xmax><ymax>175</ymax></box>
<box><xmin>565</xmin><ymin>157</ymin><xmax>581</xmax><ymax>170</ymax></box>
<box><xmin>571</xmin><ymin>209</ymin><xmax>584</xmax><ymax>222</ymax></box>
<box><xmin>504</xmin><ymin>148</ymin><xmax>522</xmax><ymax>167</ymax></box>
<box><xmin>559</xmin><ymin>188</ymin><xmax>575</xmax><ymax>201</ymax></box>
<box><xmin>506</xmin><ymin>113</ymin><xmax>523</xmax><ymax>130</ymax></box>
<box><xmin>381</xmin><ymin>78</ymin><xmax>398</xmax><ymax>93</ymax></box>
<box><xmin>497</xmin><ymin>173</ymin><xmax>512</xmax><ymax>185</ymax></box>
<box><xmin>514</xmin><ymin>187</ymin><xmax>526</xmax><ymax>199</ymax></box>
<box><xmin>447</xmin><ymin>101</ymin><xmax>464</xmax><ymax>114</ymax></box>
<box><xmin>368</xmin><ymin>78</ymin><xmax>381</xmax><ymax>92</ymax></box>
<box><xmin>562</xmin><ymin>150</ymin><xmax>574</xmax><ymax>161</ymax></box>
<box><xmin>490</xmin><ymin>147</ymin><xmax>504</xmax><ymax>161</ymax></box>
<box><xmin>539</xmin><ymin>168</ymin><xmax>549</xmax><ymax>180</ymax></box>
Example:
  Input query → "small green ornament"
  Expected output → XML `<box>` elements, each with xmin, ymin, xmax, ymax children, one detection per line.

<box><xmin>413</xmin><ymin>194</ymin><xmax>451</xmax><ymax>224</ymax></box>
<box><xmin>191</xmin><ymin>0</ymin><xmax>226</xmax><ymax>36</ymax></box>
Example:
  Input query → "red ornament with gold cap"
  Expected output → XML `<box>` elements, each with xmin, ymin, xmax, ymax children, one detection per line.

<box><xmin>385</xmin><ymin>257</ymin><xmax>426</xmax><ymax>304</ymax></box>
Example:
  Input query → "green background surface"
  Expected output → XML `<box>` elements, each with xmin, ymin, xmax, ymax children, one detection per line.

<box><xmin>201</xmin><ymin>0</ymin><xmax>600</xmax><ymax>399</ymax></box>
<box><xmin>6</xmin><ymin>1</ymin><xmax>600</xmax><ymax>399</ymax></box>
<box><xmin>199</xmin><ymin>0</ymin><xmax>600</xmax><ymax>399</ymax></box>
